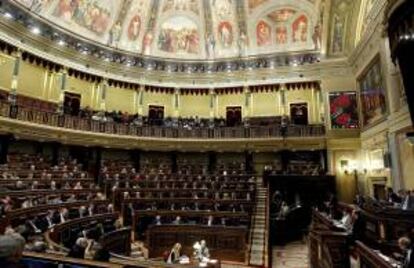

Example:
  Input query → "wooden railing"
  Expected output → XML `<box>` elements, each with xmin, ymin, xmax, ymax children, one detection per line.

<box><xmin>0</xmin><ymin>102</ymin><xmax>325</xmax><ymax>139</ymax></box>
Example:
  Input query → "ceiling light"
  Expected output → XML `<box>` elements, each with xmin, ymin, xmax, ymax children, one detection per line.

<box><xmin>31</xmin><ymin>27</ymin><xmax>41</xmax><ymax>35</ymax></box>
<box><xmin>3</xmin><ymin>12</ymin><xmax>13</xmax><ymax>19</ymax></box>
<box><xmin>292</xmin><ymin>61</ymin><xmax>298</xmax><ymax>67</ymax></box>
<box><xmin>57</xmin><ymin>40</ymin><xmax>66</xmax><ymax>46</ymax></box>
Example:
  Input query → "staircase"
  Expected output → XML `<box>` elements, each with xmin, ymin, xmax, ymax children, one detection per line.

<box><xmin>248</xmin><ymin>177</ymin><xmax>268</xmax><ymax>267</ymax></box>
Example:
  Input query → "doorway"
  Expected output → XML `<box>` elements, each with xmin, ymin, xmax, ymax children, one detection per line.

<box><xmin>226</xmin><ymin>106</ymin><xmax>242</xmax><ymax>127</ymax></box>
<box><xmin>63</xmin><ymin>92</ymin><xmax>81</xmax><ymax>116</ymax></box>
<box><xmin>290</xmin><ymin>103</ymin><xmax>308</xmax><ymax>125</ymax></box>
<box><xmin>148</xmin><ymin>105</ymin><xmax>164</xmax><ymax>126</ymax></box>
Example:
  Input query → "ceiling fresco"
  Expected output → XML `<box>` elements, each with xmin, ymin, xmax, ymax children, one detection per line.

<box><xmin>12</xmin><ymin>0</ymin><xmax>336</xmax><ymax>60</ymax></box>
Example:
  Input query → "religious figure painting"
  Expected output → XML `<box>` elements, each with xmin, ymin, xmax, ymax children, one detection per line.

<box><xmin>329</xmin><ymin>91</ymin><xmax>359</xmax><ymax>129</ymax></box>
<box><xmin>218</xmin><ymin>21</ymin><xmax>233</xmax><ymax>48</ymax></box>
<box><xmin>157</xmin><ymin>16</ymin><xmax>200</xmax><ymax>55</ymax></box>
<box><xmin>52</xmin><ymin>0</ymin><xmax>115</xmax><ymax>35</ymax></box>
<box><xmin>127</xmin><ymin>15</ymin><xmax>141</xmax><ymax>41</ymax></box>
<box><xmin>275</xmin><ymin>26</ymin><xmax>288</xmax><ymax>44</ymax></box>
<box><xmin>256</xmin><ymin>20</ymin><xmax>271</xmax><ymax>46</ymax></box>
<box><xmin>292</xmin><ymin>15</ymin><xmax>308</xmax><ymax>43</ymax></box>
<box><xmin>108</xmin><ymin>21</ymin><xmax>122</xmax><ymax>47</ymax></box>
<box><xmin>359</xmin><ymin>57</ymin><xmax>388</xmax><ymax>127</ymax></box>
<box><xmin>142</xmin><ymin>31</ymin><xmax>154</xmax><ymax>55</ymax></box>
<box><xmin>332</xmin><ymin>14</ymin><xmax>345</xmax><ymax>53</ymax></box>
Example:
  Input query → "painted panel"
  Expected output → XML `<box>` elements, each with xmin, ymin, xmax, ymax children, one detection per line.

<box><xmin>329</xmin><ymin>91</ymin><xmax>359</xmax><ymax>129</ymax></box>
<box><xmin>359</xmin><ymin>57</ymin><xmax>387</xmax><ymax>128</ymax></box>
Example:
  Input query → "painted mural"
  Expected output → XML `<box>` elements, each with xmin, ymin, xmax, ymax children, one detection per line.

<box><xmin>161</xmin><ymin>0</ymin><xmax>199</xmax><ymax>15</ymax></box>
<box><xmin>257</xmin><ymin>20</ymin><xmax>271</xmax><ymax>46</ymax></box>
<box><xmin>331</xmin><ymin>14</ymin><xmax>345</xmax><ymax>54</ymax></box>
<box><xmin>117</xmin><ymin>0</ymin><xmax>151</xmax><ymax>52</ymax></box>
<box><xmin>248</xmin><ymin>0</ymin><xmax>269</xmax><ymax>11</ymax></box>
<box><xmin>292</xmin><ymin>15</ymin><xmax>308</xmax><ymax>43</ymax></box>
<box><xmin>250</xmin><ymin>0</ymin><xmax>323</xmax><ymax>53</ymax></box>
<box><xmin>52</xmin><ymin>0</ymin><xmax>115</xmax><ymax>35</ymax></box>
<box><xmin>329</xmin><ymin>91</ymin><xmax>359</xmax><ymax>129</ymax></box>
<box><xmin>12</xmin><ymin>0</ymin><xmax>336</xmax><ymax>59</ymax></box>
<box><xmin>157</xmin><ymin>16</ymin><xmax>200</xmax><ymax>55</ymax></box>
<box><xmin>209</xmin><ymin>0</ymin><xmax>239</xmax><ymax>58</ymax></box>
<box><xmin>329</xmin><ymin>0</ymin><xmax>351</xmax><ymax>55</ymax></box>
<box><xmin>359</xmin><ymin>57</ymin><xmax>388</xmax><ymax>127</ymax></box>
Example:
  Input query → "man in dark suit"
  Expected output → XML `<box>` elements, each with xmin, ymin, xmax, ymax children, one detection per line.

<box><xmin>398</xmin><ymin>237</ymin><xmax>414</xmax><ymax>268</ymax></box>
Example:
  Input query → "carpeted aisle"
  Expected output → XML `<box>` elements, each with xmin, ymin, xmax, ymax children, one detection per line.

<box><xmin>272</xmin><ymin>241</ymin><xmax>309</xmax><ymax>268</ymax></box>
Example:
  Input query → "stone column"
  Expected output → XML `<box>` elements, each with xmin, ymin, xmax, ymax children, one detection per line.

<box><xmin>388</xmin><ymin>132</ymin><xmax>404</xmax><ymax>191</ymax></box>
<box><xmin>173</xmin><ymin>87</ymin><xmax>180</xmax><ymax>118</ymax></box>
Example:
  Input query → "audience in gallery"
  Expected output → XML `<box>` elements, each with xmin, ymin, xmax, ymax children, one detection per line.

<box><xmin>63</xmin><ymin>103</ymin><xmax>291</xmax><ymax>129</ymax></box>
<box><xmin>71</xmin><ymin>105</ymin><xmax>238</xmax><ymax>128</ymax></box>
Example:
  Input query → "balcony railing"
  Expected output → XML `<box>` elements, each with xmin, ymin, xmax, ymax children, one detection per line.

<box><xmin>0</xmin><ymin>102</ymin><xmax>325</xmax><ymax>139</ymax></box>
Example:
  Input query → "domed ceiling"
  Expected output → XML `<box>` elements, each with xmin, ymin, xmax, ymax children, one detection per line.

<box><xmin>13</xmin><ymin>0</ymin><xmax>327</xmax><ymax>60</ymax></box>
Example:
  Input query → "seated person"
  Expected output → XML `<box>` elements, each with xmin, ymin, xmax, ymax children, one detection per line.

<box><xmin>193</xmin><ymin>240</ymin><xmax>210</xmax><ymax>262</ymax></box>
<box><xmin>336</xmin><ymin>210</ymin><xmax>353</xmax><ymax>232</ymax></box>
<box><xmin>0</xmin><ymin>233</ymin><xmax>26</xmax><ymax>268</ymax></box>
<box><xmin>154</xmin><ymin>215</ymin><xmax>162</xmax><ymax>225</ymax></box>
<box><xmin>166</xmin><ymin>243</ymin><xmax>182</xmax><ymax>264</ymax></box>
<box><xmin>172</xmin><ymin>216</ymin><xmax>182</xmax><ymax>225</ymax></box>
<box><xmin>68</xmin><ymin>237</ymin><xmax>88</xmax><ymax>259</ymax></box>
<box><xmin>395</xmin><ymin>237</ymin><xmax>414</xmax><ymax>268</ymax></box>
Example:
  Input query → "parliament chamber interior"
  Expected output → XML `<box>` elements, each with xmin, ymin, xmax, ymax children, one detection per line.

<box><xmin>0</xmin><ymin>0</ymin><xmax>414</xmax><ymax>267</ymax></box>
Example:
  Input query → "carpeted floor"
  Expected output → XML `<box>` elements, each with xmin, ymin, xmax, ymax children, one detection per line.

<box><xmin>272</xmin><ymin>241</ymin><xmax>309</xmax><ymax>268</ymax></box>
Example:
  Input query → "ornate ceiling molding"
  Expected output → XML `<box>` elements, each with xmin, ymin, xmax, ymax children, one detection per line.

<box><xmin>0</xmin><ymin>12</ymin><xmax>352</xmax><ymax>88</ymax></box>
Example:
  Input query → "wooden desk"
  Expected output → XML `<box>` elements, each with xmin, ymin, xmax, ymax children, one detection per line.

<box><xmin>46</xmin><ymin>213</ymin><xmax>119</xmax><ymax>252</ymax></box>
<box><xmin>24</xmin><ymin>251</ymin><xmax>220</xmax><ymax>268</ymax></box>
<box><xmin>310</xmin><ymin>209</ymin><xmax>347</xmax><ymax>232</ymax></box>
<box><xmin>354</xmin><ymin>241</ymin><xmax>397</xmax><ymax>268</ymax></box>
<box><xmin>360</xmin><ymin>199</ymin><xmax>414</xmax><ymax>253</ymax></box>
<box><xmin>308</xmin><ymin>210</ymin><xmax>350</xmax><ymax>268</ymax></box>
<box><xmin>7</xmin><ymin>200</ymin><xmax>110</xmax><ymax>220</ymax></box>
<box><xmin>100</xmin><ymin>227</ymin><xmax>132</xmax><ymax>256</ymax></box>
<box><xmin>146</xmin><ymin>224</ymin><xmax>247</xmax><ymax>263</ymax></box>
<box><xmin>0</xmin><ymin>188</ymin><xmax>101</xmax><ymax>197</ymax></box>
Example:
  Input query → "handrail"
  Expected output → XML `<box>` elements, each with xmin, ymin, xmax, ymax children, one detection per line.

<box><xmin>0</xmin><ymin>101</ymin><xmax>325</xmax><ymax>139</ymax></box>
<box><xmin>23</xmin><ymin>251</ymin><xmax>124</xmax><ymax>268</ymax></box>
